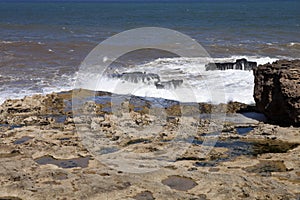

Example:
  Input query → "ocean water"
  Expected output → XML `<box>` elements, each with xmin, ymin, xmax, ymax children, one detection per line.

<box><xmin>0</xmin><ymin>0</ymin><xmax>299</xmax><ymax>104</ymax></box>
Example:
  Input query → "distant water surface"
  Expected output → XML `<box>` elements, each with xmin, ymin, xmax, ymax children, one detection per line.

<box><xmin>0</xmin><ymin>0</ymin><xmax>299</xmax><ymax>103</ymax></box>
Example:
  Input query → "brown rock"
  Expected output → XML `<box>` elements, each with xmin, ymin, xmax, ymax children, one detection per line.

<box><xmin>253</xmin><ymin>60</ymin><xmax>300</xmax><ymax>125</ymax></box>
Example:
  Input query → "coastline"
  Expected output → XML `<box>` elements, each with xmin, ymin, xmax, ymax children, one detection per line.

<box><xmin>1</xmin><ymin>0</ymin><xmax>299</xmax><ymax>198</ymax></box>
<box><xmin>0</xmin><ymin>87</ymin><xmax>299</xmax><ymax>199</ymax></box>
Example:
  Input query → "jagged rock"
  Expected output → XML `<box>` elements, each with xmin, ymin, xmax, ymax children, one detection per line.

<box><xmin>0</xmin><ymin>93</ymin><xmax>65</xmax><ymax>125</ymax></box>
<box><xmin>0</xmin><ymin>89</ymin><xmax>300</xmax><ymax>199</ymax></box>
<box><xmin>206</xmin><ymin>58</ymin><xmax>257</xmax><ymax>71</ymax></box>
<box><xmin>23</xmin><ymin>116</ymin><xmax>54</xmax><ymax>126</ymax></box>
<box><xmin>235</xmin><ymin>58</ymin><xmax>257</xmax><ymax>70</ymax></box>
<box><xmin>109</xmin><ymin>71</ymin><xmax>184</xmax><ymax>89</ymax></box>
<box><xmin>253</xmin><ymin>60</ymin><xmax>300</xmax><ymax>125</ymax></box>
<box><xmin>110</xmin><ymin>72</ymin><xmax>160</xmax><ymax>84</ymax></box>
<box><xmin>155</xmin><ymin>79</ymin><xmax>183</xmax><ymax>89</ymax></box>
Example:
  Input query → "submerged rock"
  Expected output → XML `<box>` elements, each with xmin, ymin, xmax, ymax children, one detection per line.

<box><xmin>110</xmin><ymin>71</ymin><xmax>160</xmax><ymax>84</ymax></box>
<box><xmin>205</xmin><ymin>58</ymin><xmax>257</xmax><ymax>71</ymax></box>
<box><xmin>253</xmin><ymin>60</ymin><xmax>300</xmax><ymax>126</ymax></box>
<box><xmin>155</xmin><ymin>79</ymin><xmax>183</xmax><ymax>89</ymax></box>
<box><xmin>109</xmin><ymin>71</ymin><xmax>184</xmax><ymax>89</ymax></box>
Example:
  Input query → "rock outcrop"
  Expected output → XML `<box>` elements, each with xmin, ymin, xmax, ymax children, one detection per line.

<box><xmin>253</xmin><ymin>60</ymin><xmax>300</xmax><ymax>126</ymax></box>
<box><xmin>206</xmin><ymin>58</ymin><xmax>257</xmax><ymax>71</ymax></box>
<box><xmin>0</xmin><ymin>90</ymin><xmax>300</xmax><ymax>199</ymax></box>
<box><xmin>155</xmin><ymin>79</ymin><xmax>183</xmax><ymax>89</ymax></box>
<box><xmin>109</xmin><ymin>71</ymin><xmax>184</xmax><ymax>89</ymax></box>
<box><xmin>110</xmin><ymin>71</ymin><xmax>160</xmax><ymax>84</ymax></box>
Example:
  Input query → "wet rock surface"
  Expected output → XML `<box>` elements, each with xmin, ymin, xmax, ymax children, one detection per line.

<box><xmin>205</xmin><ymin>58</ymin><xmax>257</xmax><ymax>71</ymax></box>
<box><xmin>109</xmin><ymin>71</ymin><xmax>183</xmax><ymax>89</ymax></box>
<box><xmin>253</xmin><ymin>59</ymin><xmax>300</xmax><ymax>126</ymax></box>
<box><xmin>0</xmin><ymin>90</ymin><xmax>299</xmax><ymax>199</ymax></box>
<box><xmin>35</xmin><ymin>155</ymin><xmax>90</xmax><ymax>168</ymax></box>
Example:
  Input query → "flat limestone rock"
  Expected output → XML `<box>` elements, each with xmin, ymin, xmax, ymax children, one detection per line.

<box><xmin>0</xmin><ymin>89</ymin><xmax>299</xmax><ymax>199</ymax></box>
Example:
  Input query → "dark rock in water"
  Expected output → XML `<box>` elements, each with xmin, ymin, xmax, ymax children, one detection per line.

<box><xmin>206</xmin><ymin>62</ymin><xmax>234</xmax><ymax>70</ymax></box>
<box><xmin>155</xmin><ymin>79</ymin><xmax>183</xmax><ymax>89</ymax></box>
<box><xmin>253</xmin><ymin>60</ymin><xmax>300</xmax><ymax>126</ymax></box>
<box><xmin>110</xmin><ymin>71</ymin><xmax>183</xmax><ymax>89</ymax></box>
<box><xmin>235</xmin><ymin>58</ymin><xmax>257</xmax><ymax>70</ymax></box>
<box><xmin>205</xmin><ymin>58</ymin><xmax>257</xmax><ymax>71</ymax></box>
<box><xmin>110</xmin><ymin>72</ymin><xmax>160</xmax><ymax>84</ymax></box>
<box><xmin>236</xmin><ymin>127</ymin><xmax>254</xmax><ymax>135</ymax></box>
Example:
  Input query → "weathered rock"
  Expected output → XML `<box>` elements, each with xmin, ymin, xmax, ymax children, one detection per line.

<box><xmin>0</xmin><ymin>92</ymin><xmax>66</xmax><ymax>125</ymax></box>
<box><xmin>109</xmin><ymin>71</ymin><xmax>184</xmax><ymax>89</ymax></box>
<box><xmin>155</xmin><ymin>79</ymin><xmax>183</xmax><ymax>89</ymax></box>
<box><xmin>0</xmin><ymin>89</ymin><xmax>300</xmax><ymax>199</ymax></box>
<box><xmin>110</xmin><ymin>71</ymin><xmax>160</xmax><ymax>84</ymax></box>
<box><xmin>206</xmin><ymin>58</ymin><xmax>257</xmax><ymax>71</ymax></box>
<box><xmin>253</xmin><ymin>60</ymin><xmax>300</xmax><ymax>126</ymax></box>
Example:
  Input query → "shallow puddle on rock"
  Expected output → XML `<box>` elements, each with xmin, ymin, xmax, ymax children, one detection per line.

<box><xmin>10</xmin><ymin>125</ymin><xmax>23</xmax><ymax>130</ymax></box>
<box><xmin>133</xmin><ymin>191</ymin><xmax>154</xmax><ymax>200</ymax></box>
<box><xmin>35</xmin><ymin>156</ymin><xmax>89</xmax><ymax>168</ymax></box>
<box><xmin>101</xmin><ymin>106</ymin><xmax>112</xmax><ymax>113</ymax></box>
<box><xmin>162</xmin><ymin>175</ymin><xmax>197</xmax><ymax>191</ymax></box>
<box><xmin>0</xmin><ymin>124</ymin><xmax>23</xmax><ymax>130</ymax></box>
<box><xmin>195</xmin><ymin>161</ymin><xmax>216</xmax><ymax>167</ymax></box>
<box><xmin>14</xmin><ymin>136</ymin><xmax>33</xmax><ymax>144</ymax></box>
<box><xmin>45</xmin><ymin>114</ymin><xmax>66</xmax><ymax>123</ymax></box>
<box><xmin>95</xmin><ymin>95</ymin><xmax>112</xmax><ymax>105</ymax></box>
<box><xmin>97</xmin><ymin>147</ymin><xmax>120</xmax><ymax>154</ymax></box>
<box><xmin>194</xmin><ymin>139</ymin><xmax>253</xmax><ymax>158</ymax></box>
<box><xmin>236</xmin><ymin>127</ymin><xmax>254</xmax><ymax>135</ymax></box>
<box><xmin>0</xmin><ymin>124</ymin><xmax>9</xmax><ymax>128</ymax></box>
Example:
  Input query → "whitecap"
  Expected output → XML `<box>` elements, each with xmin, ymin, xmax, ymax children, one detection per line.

<box><xmin>75</xmin><ymin>55</ymin><xmax>279</xmax><ymax>104</ymax></box>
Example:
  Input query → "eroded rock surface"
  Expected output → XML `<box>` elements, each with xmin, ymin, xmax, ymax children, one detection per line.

<box><xmin>206</xmin><ymin>58</ymin><xmax>257</xmax><ymax>71</ymax></box>
<box><xmin>253</xmin><ymin>60</ymin><xmax>300</xmax><ymax>126</ymax></box>
<box><xmin>0</xmin><ymin>90</ymin><xmax>299</xmax><ymax>199</ymax></box>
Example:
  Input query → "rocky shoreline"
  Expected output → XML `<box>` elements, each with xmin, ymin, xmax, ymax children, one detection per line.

<box><xmin>254</xmin><ymin>60</ymin><xmax>300</xmax><ymax>126</ymax></box>
<box><xmin>0</xmin><ymin>60</ymin><xmax>299</xmax><ymax>199</ymax></box>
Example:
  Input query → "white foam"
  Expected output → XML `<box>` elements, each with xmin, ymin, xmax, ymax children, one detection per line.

<box><xmin>0</xmin><ymin>40</ymin><xmax>13</xmax><ymax>44</ymax></box>
<box><xmin>288</xmin><ymin>42</ymin><xmax>300</xmax><ymax>47</ymax></box>
<box><xmin>0</xmin><ymin>73</ymin><xmax>76</xmax><ymax>105</ymax></box>
<box><xmin>76</xmin><ymin>55</ymin><xmax>279</xmax><ymax>104</ymax></box>
<box><xmin>0</xmin><ymin>56</ymin><xmax>279</xmax><ymax>106</ymax></box>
